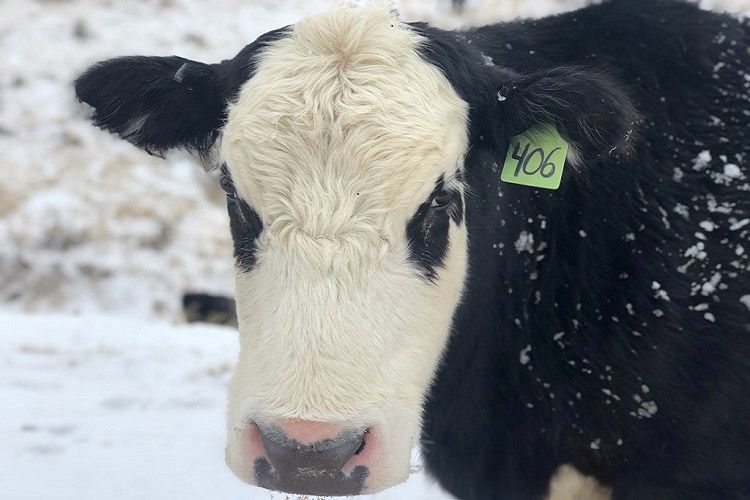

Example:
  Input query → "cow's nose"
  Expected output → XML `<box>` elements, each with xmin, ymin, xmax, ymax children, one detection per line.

<box><xmin>254</xmin><ymin>421</ymin><xmax>369</xmax><ymax>496</ymax></box>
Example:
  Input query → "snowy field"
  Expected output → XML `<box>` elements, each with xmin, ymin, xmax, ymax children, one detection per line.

<box><xmin>1</xmin><ymin>0</ymin><xmax>748</xmax><ymax>499</ymax></box>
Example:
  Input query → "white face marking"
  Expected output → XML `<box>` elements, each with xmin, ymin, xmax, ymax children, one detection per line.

<box><xmin>546</xmin><ymin>464</ymin><xmax>612</xmax><ymax>500</ymax></box>
<box><xmin>220</xmin><ymin>5</ymin><xmax>470</xmax><ymax>493</ymax></box>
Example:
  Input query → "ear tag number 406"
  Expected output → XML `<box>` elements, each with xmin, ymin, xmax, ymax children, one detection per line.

<box><xmin>500</xmin><ymin>124</ymin><xmax>568</xmax><ymax>190</ymax></box>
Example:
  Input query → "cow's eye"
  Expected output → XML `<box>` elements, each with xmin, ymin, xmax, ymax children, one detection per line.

<box><xmin>430</xmin><ymin>189</ymin><xmax>454</xmax><ymax>210</ymax></box>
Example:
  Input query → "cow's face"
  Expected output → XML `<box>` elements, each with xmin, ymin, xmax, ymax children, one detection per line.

<box><xmin>220</xmin><ymin>8</ymin><xmax>469</xmax><ymax>493</ymax></box>
<box><xmin>75</xmin><ymin>3</ymin><xmax>637</xmax><ymax>495</ymax></box>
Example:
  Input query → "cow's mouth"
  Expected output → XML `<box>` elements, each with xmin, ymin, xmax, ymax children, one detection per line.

<box><xmin>254</xmin><ymin>457</ymin><xmax>369</xmax><ymax>496</ymax></box>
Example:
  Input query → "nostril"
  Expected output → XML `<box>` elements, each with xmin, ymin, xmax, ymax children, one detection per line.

<box><xmin>354</xmin><ymin>429</ymin><xmax>369</xmax><ymax>455</ymax></box>
<box><xmin>254</xmin><ymin>422</ymin><xmax>369</xmax><ymax>496</ymax></box>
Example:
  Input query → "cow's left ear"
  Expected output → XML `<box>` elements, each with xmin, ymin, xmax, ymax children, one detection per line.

<box><xmin>75</xmin><ymin>56</ymin><xmax>226</xmax><ymax>161</ymax></box>
<box><xmin>486</xmin><ymin>66</ymin><xmax>639</xmax><ymax>166</ymax></box>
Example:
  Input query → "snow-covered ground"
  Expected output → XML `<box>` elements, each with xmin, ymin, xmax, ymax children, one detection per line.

<box><xmin>1</xmin><ymin>0</ymin><xmax>748</xmax><ymax>499</ymax></box>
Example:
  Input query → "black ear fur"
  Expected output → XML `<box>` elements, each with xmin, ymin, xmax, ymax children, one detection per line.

<box><xmin>410</xmin><ymin>23</ymin><xmax>638</xmax><ymax>166</ymax></box>
<box><xmin>74</xmin><ymin>27</ymin><xmax>290</xmax><ymax>162</ymax></box>
<box><xmin>488</xmin><ymin>67</ymin><xmax>639</xmax><ymax>164</ymax></box>
<box><xmin>75</xmin><ymin>56</ymin><xmax>225</xmax><ymax>159</ymax></box>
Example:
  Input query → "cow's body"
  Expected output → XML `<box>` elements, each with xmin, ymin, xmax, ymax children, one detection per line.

<box><xmin>419</xmin><ymin>2</ymin><xmax>750</xmax><ymax>499</ymax></box>
<box><xmin>75</xmin><ymin>1</ymin><xmax>749</xmax><ymax>499</ymax></box>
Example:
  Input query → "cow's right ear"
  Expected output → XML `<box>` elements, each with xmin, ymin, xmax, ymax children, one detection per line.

<box><xmin>75</xmin><ymin>56</ymin><xmax>226</xmax><ymax>161</ymax></box>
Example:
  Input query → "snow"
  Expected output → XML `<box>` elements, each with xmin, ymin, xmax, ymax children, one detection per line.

<box><xmin>684</xmin><ymin>241</ymin><xmax>708</xmax><ymax>260</ymax></box>
<box><xmin>637</xmin><ymin>401</ymin><xmax>658</xmax><ymax>417</ymax></box>
<box><xmin>673</xmin><ymin>203</ymin><xmax>689</xmax><ymax>218</ymax></box>
<box><xmin>519</xmin><ymin>344</ymin><xmax>533</xmax><ymax>365</ymax></box>
<box><xmin>723</xmin><ymin>163</ymin><xmax>742</xmax><ymax>178</ymax></box>
<box><xmin>514</xmin><ymin>230</ymin><xmax>535</xmax><ymax>253</ymax></box>
<box><xmin>692</xmin><ymin>149</ymin><xmax>713</xmax><ymax>171</ymax></box>
<box><xmin>700</xmin><ymin>272</ymin><xmax>723</xmax><ymax>296</ymax></box>
<box><xmin>652</xmin><ymin>281</ymin><xmax>671</xmax><ymax>301</ymax></box>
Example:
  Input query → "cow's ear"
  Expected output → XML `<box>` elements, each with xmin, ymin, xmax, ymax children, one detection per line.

<box><xmin>486</xmin><ymin>67</ymin><xmax>639</xmax><ymax>166</ymax></box>
<box><xmin>75</xmin><ymin>56</ymin><xmax>226</xmax><ymax>161</ymax></box>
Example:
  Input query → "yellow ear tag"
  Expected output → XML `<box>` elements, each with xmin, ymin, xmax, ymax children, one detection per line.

<box><xmin>500</xmin><ymin>124</ymin><xmax>568</xmax><ymax>190</ymax></box>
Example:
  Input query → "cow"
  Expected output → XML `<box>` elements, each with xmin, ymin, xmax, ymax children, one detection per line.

<box><xmin>74</xmin><ymin>0</ymin><xmax>750</xmax><ymax>498</ymax></box>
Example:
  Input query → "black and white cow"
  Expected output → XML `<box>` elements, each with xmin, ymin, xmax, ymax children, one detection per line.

<box><xmin>75</xmin><ymin>0</ymin><xmax>750</xmax><ymax>498</ymax></box>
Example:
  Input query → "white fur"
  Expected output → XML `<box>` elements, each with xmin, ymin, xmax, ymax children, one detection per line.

<box><xmin>566</xmin><ymin>143</ymin><xmax>583</xmax><ymax>168</ymax></box>
<box><xmin>221</xmin><ymin>4</ymin><xmax>470</xmax><ymax>493</ymax></box>
<box><xmin>173</xmin><ymin>62</ymin><xmax>189</xmax><ymax>83</ymax></box>
<box><xmin>547</xmin><ymin>465</ymin><xmax>612</xmax><ymax>500</ymax></box>
<box><xmin>121</xmin><ymin>114</ymin><xmax>148</xmax><ymax>142</ymax></box>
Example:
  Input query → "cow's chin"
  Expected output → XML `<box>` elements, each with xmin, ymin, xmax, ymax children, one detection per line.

<box><xmin>225</xmin><ymin>412</ymin><xmax>419</xmax><ymax>495</ymax></box>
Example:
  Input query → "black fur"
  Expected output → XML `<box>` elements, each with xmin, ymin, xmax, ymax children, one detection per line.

<box><xmin>406</xmin><ymin>175</ymin><xmax>464</xmax><ymax>279</ymax></box>
<box><xmin>416</xmin><ymin>1</ymin><xmax>750</xmax><ymax>499</ymax></box>
<box><xmin>227</xmin><ymin>194</ymin><xmax>264</xmax><ymax>273</ymax></box>
<box><xmin>74</xmin><ymin>26</ymin><xmax>289</xmax><ymax>161</ymax></box>
<box><xmin>218</xmin><ymin>165</ymin><xmax>264</xmax><ymax>272</ymax></box>
<box><xmin>74</xmin><ymin>56</ymin><xmax>225</xmax><ymax>159</ymax></box>
<box><xmin>182</xmin><ymin>292</ymin><xmax>237</xmax><ymax>326</ymax></box>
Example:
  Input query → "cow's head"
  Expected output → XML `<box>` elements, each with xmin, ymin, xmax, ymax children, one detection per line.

<box><xmin>76</xmin><ymin>4</ymin><xmax>636</xmax><ymax>495</ymax></box>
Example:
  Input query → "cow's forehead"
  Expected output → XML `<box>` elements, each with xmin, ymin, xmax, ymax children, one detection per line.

<box><xmin>222</xmin><ymin>5</ymin><xmax>469</xmax><ymax>239</ymax></box>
